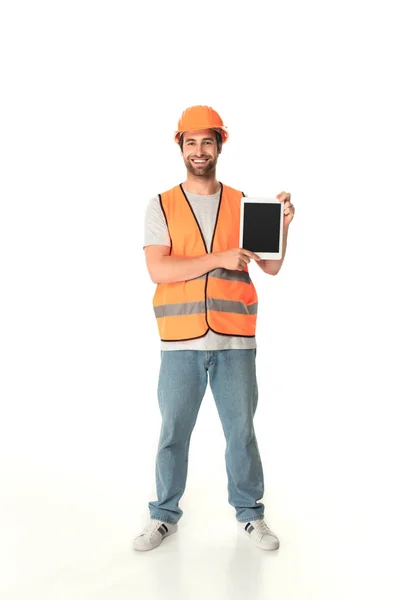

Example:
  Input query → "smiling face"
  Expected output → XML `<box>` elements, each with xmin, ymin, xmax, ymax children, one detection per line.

<box><xmin>181</xmin><ymin>129</ymin><xmax>221</xmax><ymax>177</ymax></box>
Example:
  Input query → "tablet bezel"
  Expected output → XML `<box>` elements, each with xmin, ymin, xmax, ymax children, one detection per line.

<box><xmin>239</xmin><ymin>197</ymin><xmax>284</xmax><ymax>259</ymax></box>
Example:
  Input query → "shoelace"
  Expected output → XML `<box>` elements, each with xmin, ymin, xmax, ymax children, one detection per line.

<box><xmin>143</xmin><ymin>520</ymin><xmax>164</xmax><ymax>541</ymax></box>
<box><xmin>252</xmin><ymin>519</ymin><xmax>273</xmax><ymax>536</ymax></box>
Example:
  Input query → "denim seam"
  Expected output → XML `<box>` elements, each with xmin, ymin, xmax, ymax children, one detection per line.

<box><xmin>237</xmin><ymin>515</ymin><xmax>264</xmax><ymax>523</ymax></box>
<box><xmin>150</xmin><ymin>515</ymin><xmax>177</xmax><ymax>524</ymax></box>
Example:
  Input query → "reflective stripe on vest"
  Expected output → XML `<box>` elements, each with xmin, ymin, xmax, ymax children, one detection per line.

<box><xmin>154</xmin><ymin>298</ymin><xmax>258</xmax><ymax>318</ymax></box>
<box><xmin>152</xmin><ymin>183</ymin><xmax>258</xmax><ymax>341</ymax></box>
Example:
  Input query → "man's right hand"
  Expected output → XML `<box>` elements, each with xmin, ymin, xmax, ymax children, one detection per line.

<box><xmin>216</xmin><ymin>248</ymin><xmax>261</xmax><ymax>271</ymax></box>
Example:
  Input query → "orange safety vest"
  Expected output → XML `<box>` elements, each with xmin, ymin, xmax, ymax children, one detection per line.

<box><xmin>152</xmin><ymin>182</ymin><xmax>258</xmax><ymax>341</ymax></box>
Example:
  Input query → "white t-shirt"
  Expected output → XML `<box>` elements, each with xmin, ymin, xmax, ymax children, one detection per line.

<box><xmin>143</xmin><ymin>186</ymin><xmax>257</xmax><ymax>351</ymax></box>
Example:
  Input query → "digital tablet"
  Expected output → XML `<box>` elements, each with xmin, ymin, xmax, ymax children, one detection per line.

<box><xmin>239</xmin><ymin>197</ymin><xmax>284</xmax><ymax>259</ymax></box>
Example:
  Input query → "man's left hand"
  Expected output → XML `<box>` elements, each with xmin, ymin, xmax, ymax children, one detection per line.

<box><xmin>277</xmin><ymin>191</ymin><xmax>295</xmax><ymax>228</ymax></box>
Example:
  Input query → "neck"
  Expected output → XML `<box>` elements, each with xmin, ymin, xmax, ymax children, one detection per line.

<box><xmin>182</xmin><ymin>172</ymin><xmax>220</xmax><ymax>195</ymax></box>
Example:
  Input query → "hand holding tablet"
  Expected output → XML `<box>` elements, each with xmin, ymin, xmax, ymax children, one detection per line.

<box><xmin>239</xmin><ymin>197</ymin><xmax>284</xmax><ymax>260</ymax></box>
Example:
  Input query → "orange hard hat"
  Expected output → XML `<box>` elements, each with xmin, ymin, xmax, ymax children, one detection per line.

<box><xmin>174</xmin><ymin>105</ymin><xmax>229</xmax><ymax>144</ymax></box>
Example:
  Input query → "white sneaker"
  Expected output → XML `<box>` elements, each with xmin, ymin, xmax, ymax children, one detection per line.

<box><xmin>133</xmin><ymin>519</ymin><xmax>178</xmax><ymax>551</ymax></box>
<box><xmin>238</xmin><ymin>518</ymin><xmax>280</xmax><ymax>550</ymax></box>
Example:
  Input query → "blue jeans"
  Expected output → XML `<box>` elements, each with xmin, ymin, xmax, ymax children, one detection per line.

<box><xmin>148</xmin><ymin>349</ymin><xmax>265</xmax><ymax>524</ymax></box>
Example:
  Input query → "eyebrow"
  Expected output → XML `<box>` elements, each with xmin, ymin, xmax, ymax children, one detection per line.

<box><xmin>185</xmin><ymin>137</ymin><xmax>215</xmax><ymax>142</ymax></box>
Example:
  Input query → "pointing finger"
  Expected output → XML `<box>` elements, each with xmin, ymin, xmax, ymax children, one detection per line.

<box><xmin>242</xmin><ymin>249</ymin><xmax>261</xmax><ymax>261</ymax></box>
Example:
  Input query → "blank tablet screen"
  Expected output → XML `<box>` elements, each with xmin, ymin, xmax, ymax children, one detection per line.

<box><xmin>242</xmin><ymin>202</ymin><xmax>281</xmax><ymax>252</ymax></box>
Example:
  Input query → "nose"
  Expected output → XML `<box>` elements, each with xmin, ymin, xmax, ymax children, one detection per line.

<box><xmin>194</xmin><ymin>142</ymin><xmax>209</xmax><ymax>157</ymax></box>
<box><xmin>194</xmin><ymin>142</ymin><xmax>204</xmax><ymax>156</ymax></box>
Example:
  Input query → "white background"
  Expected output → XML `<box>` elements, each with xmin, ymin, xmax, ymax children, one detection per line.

<box><xmin>1</xmin><ymin>1</ymin><xmax>399</xmax><ymax>599</ymax></box>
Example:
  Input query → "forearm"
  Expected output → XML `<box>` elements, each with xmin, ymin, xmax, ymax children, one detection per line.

<box><xmin>153</xmin><ymin>252</ymin><xmax>222</xmax><ymax>284</ymax></box>
<box><xmin>259</xmin><ymin>226</ymin><xmax>289</xmax><ymax>275</ymax></box>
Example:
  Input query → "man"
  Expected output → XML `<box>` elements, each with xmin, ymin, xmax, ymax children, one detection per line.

<box><xmin>134</xmin><ymin>105</ymin><xmax>295</xmax><ymax>552</ymax></box>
